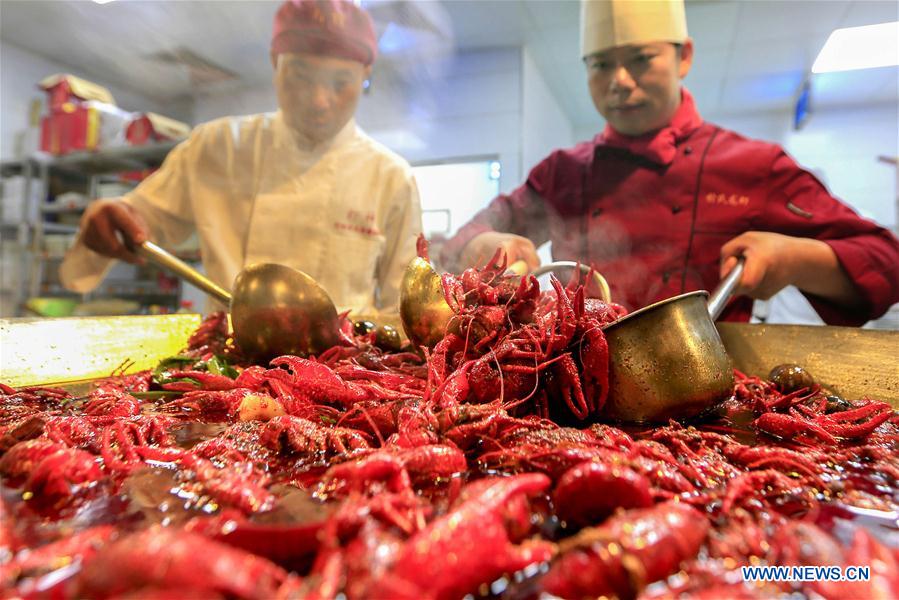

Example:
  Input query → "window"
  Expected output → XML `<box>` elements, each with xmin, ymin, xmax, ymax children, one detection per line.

<box><xmin>412</xmin><ymin>158</ymin><xmax>500</xmax><ymax>239</ymax></box>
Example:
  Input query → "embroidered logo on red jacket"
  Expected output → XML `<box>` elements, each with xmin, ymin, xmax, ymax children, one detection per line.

<box><xmin>705</xmin><ymin>192</ymin><xmax>749</xmax><ymax>207</ymax></box>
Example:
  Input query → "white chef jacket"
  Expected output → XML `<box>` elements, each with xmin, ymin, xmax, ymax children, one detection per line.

<box><xmin>60</xmin><ymin>111</ymin><xmax>422</xmax><ymax>317</ymax></box>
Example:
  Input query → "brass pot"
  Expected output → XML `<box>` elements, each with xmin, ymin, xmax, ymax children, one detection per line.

<box><xmin>598</xmin><ymin>258</ymin><xmax>745</xmax><ymax>423</ymax></box>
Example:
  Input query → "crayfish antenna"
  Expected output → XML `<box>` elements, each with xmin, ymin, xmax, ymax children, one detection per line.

<box><xmin>421</xmin><ymin>346</ymin><xmax>434</xmax><ymax>405</ymax></box>
<box><xmin>482</xmin><ymin>247</ymin><xmax>508</xmax><ymax>273</ymax></box>
<box><xmin>565</xmin><ymin>263</ymin><xmax>583</xmax><ymax>291</ymax></box>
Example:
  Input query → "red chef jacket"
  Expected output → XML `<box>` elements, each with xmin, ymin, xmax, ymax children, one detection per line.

<box><xmin>441</xmin><ymin>90</ymin><xmax>899</xmax><ymax>326</ymax></box>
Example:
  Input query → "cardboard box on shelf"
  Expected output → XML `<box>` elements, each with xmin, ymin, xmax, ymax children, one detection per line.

<box><xmin>38</xmin><ymin>74</ymin><xmax>115</xmax><ymax>110</ymax></box>
<box><xmin>126</xmin><ymin>112</ymin><xmax>191</xmax><ymax>145</ymax></box>
<box><xmin>40</xmin><ymin>101</ymin><xmax>132</xmax><ymax>155</ymax></box>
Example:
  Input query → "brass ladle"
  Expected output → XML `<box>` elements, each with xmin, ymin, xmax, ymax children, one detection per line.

<box><xmin>398</xmin><ymin>257</ymin><xmax>612</xmax><ymax>349</ymax></box>
<box><xmin>136</xmin><ymin>241</ymin><xmax>338</xmax><ymax>359</ymax></box>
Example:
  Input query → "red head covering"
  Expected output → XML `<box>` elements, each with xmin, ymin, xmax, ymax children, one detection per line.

<box><xmin>271</xmin><ymin>0</ymin><xmax>377</xmax><ymax>66</ymax></box>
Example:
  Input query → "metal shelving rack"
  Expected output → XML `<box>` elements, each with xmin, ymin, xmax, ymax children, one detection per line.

<box><xmin>1</xmin><ymin>142</ymin><xmax>178</xmax><ymax>316</ymax></box>
<box><xmin>1</xmin><ymin>157</ymin><xmax>41</xmax><ymax>316</ymax></box>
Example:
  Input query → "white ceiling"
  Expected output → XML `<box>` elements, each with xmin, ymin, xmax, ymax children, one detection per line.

<box><xmin>1</xmin><ymin>0</ymin><xmax>896</xmax><ymax>131</ymax></box>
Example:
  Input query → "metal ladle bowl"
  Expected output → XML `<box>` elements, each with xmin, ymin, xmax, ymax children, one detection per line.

<box><xmin>137</xmin><ymin>241</ymin><xmax>338</xmax><ymax>359</ymax></box>
<box><xmin>398</xmin><ymin>258</ymin><xmax>612</xmax><ymax>350</ymax></box>
<box><xmin>398</xmin><ymin>257</ymin><xmax>455</xmax><ymax>350</ymax></box>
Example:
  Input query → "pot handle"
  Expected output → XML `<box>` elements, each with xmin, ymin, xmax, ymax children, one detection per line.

<box><xmin>529</xmin><ymin>261</ymin><xmax>612</xmax><ymax>304</ymax></box>
<box><xmin>707</xmin><ymin>256</ymin><xmax>745</xmax><ymax>321</ymax></box>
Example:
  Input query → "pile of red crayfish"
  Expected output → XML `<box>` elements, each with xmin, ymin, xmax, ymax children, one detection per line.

<box><xmin>2</xmin><ymin>248</ymin><xmax>897</xmax><ymax>599</ymax></box>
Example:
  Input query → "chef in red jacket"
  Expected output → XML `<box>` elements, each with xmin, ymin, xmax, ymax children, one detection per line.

<box><xmin>441</xmin><ymin>0</ymin><xmax>899</xmax><ymax>326</ymax></box>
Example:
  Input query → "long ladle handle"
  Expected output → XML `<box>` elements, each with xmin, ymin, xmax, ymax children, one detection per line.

<box><xmin>707</xmin><ymin>256</ymin><xmax>745</xmax><ymax>321</ymax></box>
<box><xmin>136</xmin><ymin>241</ymin><xmax>232</xmax><ymax>305</ymax></box>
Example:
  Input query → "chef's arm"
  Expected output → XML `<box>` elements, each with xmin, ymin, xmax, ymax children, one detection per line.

<box><xmin>440</xmin><ymin>151</ymin><xmax>565</xmax><ymax>271</ymax></box>
<box><xmin>440</xmin><ymin>183</ymin><xmax>549</xmax><ymax>271</ymax></box>
<box><xmin>726</xmin><ymin>152</ymin><xmax>899</xmax><ymax>325</ymax></box>
<box><xmin>77</xmin><ymin>200</ymin><xmax>150</xmax><ymax>263</ymax></box>
<box><xmin>60</xmin><ymin>134</ymin><xmax>197</xmax><ymax>293</ymax></box>
<box><xmin>720</xmin><ymin>232</ymin><xmax>864</xmax><ymax>308</ymax></box>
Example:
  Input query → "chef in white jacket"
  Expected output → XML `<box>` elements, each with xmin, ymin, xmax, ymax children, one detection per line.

<box><xmin>60</xmin><ymin>0</ymin><xmax>422</xmax><ymax>318</ymax></box>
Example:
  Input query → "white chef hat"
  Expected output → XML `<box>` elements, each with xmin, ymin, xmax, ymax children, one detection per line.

<box><xmin>581</xmin><ymin>0</ymin><xmax>688</xmax><ymax>58</ymax></box>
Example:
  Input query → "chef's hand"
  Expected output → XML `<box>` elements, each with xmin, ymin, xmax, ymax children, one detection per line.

<box><xmin>459</xmin><ymin>232</ymin><xmax>540</xmax><ymax>272</ymax></box>
<box><xmin>79</xmin><ymin>199</ymin><xmax>149</xmax><ymax>264</ymax></box>
<box><xmin>721</xmin><ymin>231</ymin><xmax>862</xmax><ymax>307</ymax></box>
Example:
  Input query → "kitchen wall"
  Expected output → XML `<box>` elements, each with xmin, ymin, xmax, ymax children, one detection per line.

<box><xmin>0</xmin><ymin>41</ymin><xmax>192</xmax><ymax>161</ymax></box>
<box><xmin>361</xmin><ymin>47</ymin><xmax>525</xmax><ymax>192</ymax></box>
<box><xmin>521</xmin><ymin>46</ymin><xmax>574</xmax><ymax>182</ymax></box>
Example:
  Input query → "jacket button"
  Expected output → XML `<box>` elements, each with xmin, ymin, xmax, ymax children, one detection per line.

<box><xmin>684</xmin><ymin>146</ymin><xmax>693</xmax><ymax>155</ymax></box>
<box><xmin>671</xmin><ymin>205</ymin><xmax>682</xmax><ymax>214</ymax></box>
<box><xmin>662</xmin><ymin>271</ymin><xmax>671</xmax><ymax>283</ymax></box>
<box><xmin>592</xmin><ymin>208</ymin><xmax>602</xmax><ymax>218</ymax></box>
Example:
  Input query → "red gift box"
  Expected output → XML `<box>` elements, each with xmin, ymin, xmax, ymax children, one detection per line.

<box><xmin>40</xmin><ymin>101</ymin><xmax>131</xmax><ymax>156</ymax></box>
<box><xmin>126</xmin><ymin>113</ymin><xmax>190</xmax><ymax>146</ymax></box>
<box><xmin>39</xmin><ymin>74</ymin><xmax>115</xmax><ymax>110</ymax></box>
<box><xmin>38</xmin><ymin>75</ymin><xmax>130</xmax><ymax>156</ymax></box>
<box><xmin>40</xmin><ymin>107</ymin><xmax>76</xmax><ymax>155</ymax></box>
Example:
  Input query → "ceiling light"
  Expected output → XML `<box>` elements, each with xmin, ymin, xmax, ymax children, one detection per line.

<box><xmin>92</xmin><ymin>0</ymin><xmax>117</xmax><ymax>4</ymax></box>
<box><xmin>812</xmin><ymin>21</ymin><xmax>899</xmax><ymax>73</ymax></box>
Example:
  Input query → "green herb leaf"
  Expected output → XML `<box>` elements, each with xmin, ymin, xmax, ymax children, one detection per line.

<box><xmin>206</xmin><ymin>355</ymin><xmax>238</xmax><ymax>379</ymax></box>
<box><xmin>152</xmin><ymin>354</ymin><xmax>200</xmax><ymax>386</ymax></box>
